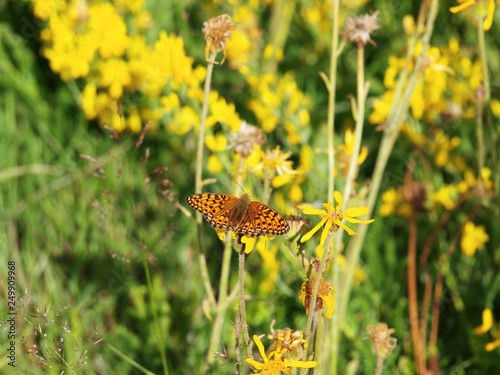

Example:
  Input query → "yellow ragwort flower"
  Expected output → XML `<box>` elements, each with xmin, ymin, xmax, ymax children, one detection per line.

<box><xmin>299</xmin><ymin>191</ymin><xmax>375</xmax><ymax>246</ymax></box>
<box><xmin>460</xmin><ymin>221</ymin><xmax>489</xmax><ymax>256</ymax></box>
<box><xmin>246</xmin><ymin>335</ymin><xmax>317</xmax><ymax>374</ymax></box>
<box><xmin>450</xmin><ymin>0</ymin><xmax>495</xmax><ymax>31</ymax></box>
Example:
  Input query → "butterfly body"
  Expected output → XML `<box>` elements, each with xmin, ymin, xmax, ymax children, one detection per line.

<box><xmin>186</xmin><ymin>192</ymin><xmax>289</xmax><ymax>237</ymax></box>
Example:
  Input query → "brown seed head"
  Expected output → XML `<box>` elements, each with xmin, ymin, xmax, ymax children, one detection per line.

<box><xmin>342</xmin><ymin>11</ymin><xmax>380</xmax><ymax>46</ymax></box>
<box><xmin>228</xmin><ymin>121</ymin><xmax>266</xmax><ymax>158</ymax></box>
<box><xmin>366</xmin><ymin>323</ymin><xmax>397</xmax><ymax>359</ymax></box>
<box><xmin>202</xmin><ymin>14</ymin><xmax>234</xmax><ymax>64</ymax></box>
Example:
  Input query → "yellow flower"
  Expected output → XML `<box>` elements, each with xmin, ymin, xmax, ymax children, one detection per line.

<box><xmin>253</xmin><ymin>146</ymin><xmax>299</xmax><ymax>183</ymax></box>
<box><xmin>216</xmin><ymin>230</ymin><xmax>260</xmax><ymax>253</ymax></box>
<box><xmin>473</xmin><ymin>308</ymin><xmax>500</xmax><ymax>351</ymax></box>
<box><xmin>474</xmin><ymin>308</ymin><xmax>494</xmax><ymax>335</ymax></box>
<box><xmin>491</xmin><ymin>98</ymin><xmax>500</xmax><ymax>117</ymax></box>
<box><xmin>460</xmin><ymin>221</ymin><xmax>489</xmax><ymax>256</ymax></box>
<box><xmin>431</xmin><ymin>184</ymin><xmax>458</xmax><ymax>210</ymax></box>
<box><xmin>450</xmin><ymin>0</ymin><xmax>495</xmax><ymax>31</ymax></box>
<box><xmin>205</xmin><ymin>133</ymin><xmax>227</xmax><ymax>152</ymax></box>
<box><xmin>299</xmin><ymin>191</ymin><xmax>375</xmax><ymax>246</ymax></box>
<box><xmin>98</xmin><ymin>58</ymin><xmax>131</xmax><ymax>99</ymax></box>
<box><xmin>207</xmin><ymin>154</ymin><xmax>223</xmax><ymax>173</ymax></box>
<box><xmin>246</xmin><ymin>335</ymin><xmax>317</xmax><ymax>374</ymax></box>
<box><xmin>336</xmin><ymin>128</ymin><xmax>369</xmax><ymax>177</ymax></box>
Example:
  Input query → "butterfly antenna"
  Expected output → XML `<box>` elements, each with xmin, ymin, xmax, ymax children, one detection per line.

<box><xmin>248</xmin><ymin>177</ymin><xmax>272</xmax><ymax>195</ymax></box>
<box><xmin>229</xmin><ymin>172</ymin><xmax>246</xmax><ymax>193</ymax></box>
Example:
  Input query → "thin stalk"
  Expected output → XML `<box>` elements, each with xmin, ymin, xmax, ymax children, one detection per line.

<box><xmin>338</xmin><ymin>0</ymin><xmax>439</xmax><ymax>332</ymax></box>
<box><xmin>325</xmin><ymin>0</ymin><xmax>340</xmax><ymax>367</ymax></box>
<box><xmin>196</xmin><ymin>53</ymin><xmax>217</xmax><ymax>306</ymax></box>
<box><xmin>477</xmin><ymin>20</ymin><xmax>490</xmax><ymax>103</ymax></box>
<box><xmin>476</xmin><ymin>96</ymin><xmax>485</xmax><ymax>173</ymax></box>
<box><xmin>301</xmin><ymin>233</ymin><xmax>333</xmax><ymax>375</ymax></box>
<box><xmin>238</xmin><ymin>249</ymin><xmax>253</xmax><ymax>360</ymax></box>
<box><xmin>207</xmin><ymin>158</ymin><xmax>245</xmax><ymax>366</ymax></box>
<box><xmin>407</xmin><ymin>214</ymin><xmax>424</xmax><ymax>374</ymax></box>
<box><xmin>331</xmin><ymin>43</ymin><xmax>366</xmax><ymax>374</ymax></box>
<box><xmin>375</xmin><ymin>357</ymin><xmax>384</xmax><ymax>375</ymax></box>
<box><xmin>314</xmin><ymin>310</ymin><xmax>324</xmax><ymax>375</ymax></box>
<box><xmin>327</xmin><ymin>0</ymin><xmax>340</xmax><ymax>200</ymax></box>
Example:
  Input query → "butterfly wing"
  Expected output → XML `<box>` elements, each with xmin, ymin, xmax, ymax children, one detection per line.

<box><xmin>186</xmin><ymin>193</ymin><xmax>239</xmax><ymax>231</ymax></box>
<box><xmin>236</xmin><ymin>202</ymin><xmax>290</xmax><ymax>237</ymax></box>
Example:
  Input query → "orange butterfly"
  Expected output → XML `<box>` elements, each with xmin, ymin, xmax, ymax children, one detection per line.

<box><xmin>186</xmin><ymin>193</ymin><xmax>290</xmax><ymax>237</ymax></box>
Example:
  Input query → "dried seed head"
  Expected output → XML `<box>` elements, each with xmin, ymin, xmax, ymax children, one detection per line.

<box><xmin>403</xmin><ymin>175</ymin><xmax>427</xmax><ymax>213</ymax></box>
<box><xmin>228</xmin><ymin>121</ymin><xmax>266</xmax><ymax>158</ymax></box>
<box><xmin>366</xmin><ymin>323</ymin><xmax>397</xmax><ymax>359</ymax></box>
<box><xmin>202</xmin><ymin>14</ymin><xmax>234</xmax><ymax>65</ymax></box>
<box><xmin>342</xmin><ymin>11</ymin><xmax>380</xmax><ymax>46</ymax></box>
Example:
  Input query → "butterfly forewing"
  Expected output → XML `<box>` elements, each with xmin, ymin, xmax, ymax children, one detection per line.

<box><xmin>186</xmin><ymin>192</ymin><xmax>290</xmax><ymax>237</ymax></box>
<box><xmin>186</xmin><ymin>193</ymin><xmax>237</xmax><ymax>217</ymax></box>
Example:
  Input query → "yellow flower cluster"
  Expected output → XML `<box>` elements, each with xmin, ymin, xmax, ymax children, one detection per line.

<box><xmin>246</xmin><ymin>72</ymin><xmax>311</xmax><ymax>145</ymax></box>
<box><xmin>370</xmin><ymin>37</ymin><xmax>482</xmax><ymax>125</ymax></box>
<box><xmin>460</xmin><ymin>221</ymin><xmax>489</xmax><ymax>256</ymax></box>
<box><xmin>29</xmin><ymin>0</ymin><xmax>241</xmax><ymax>133</ymax></box>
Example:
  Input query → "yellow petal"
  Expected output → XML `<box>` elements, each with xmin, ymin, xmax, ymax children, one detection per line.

<box><xmin>299</xmin><ymin>205</ymin><xmax>326</xmax><ymax>216</ymax></box>
<box><xmin>320</xmin><ymin>220</ymin><xmax>333</xmax><ymax>247</ymax></box>
<box><xmin>449</xmin><ymin>0</ymin><xmax>475</xmax><ymax>14</ymax></box>
<box><xmin>335</xmin><ymin>219</ymin><xmax>357</xmax><ymax>235</ymax></box>
<box><xmin>241</xmin><ymin>236</ymin><xmax>257</xmax><ymax>253</ymax></box>
<box><xmin>343</xmin><ymin>206</ymin><xmax>370</xmax><ymax>217</ymax></box>
<box><xmin>343</xmin><ymin>216</ymin><xmax>375</xmax><ymax>224</ymax></box>
<box><xmin>284</xmin><ymin>359</ymin><xmax>318</xmax><ymax>368</ymax></box>
<box><xmin>473</xmin><ymin>308</ymin><xmax>494</xmax><ymax>335</ymax></box>
<box><xmin>245</xmin><ymin>358</ymin><xmax>264</xmax><ymax>369</ymax></box>
<box><xmin>252</xmin><ymin>335</ymin><xmax>269</xmax><ymax>362</ymax></box>
<box><xmin>484</xmin><ymin>0</ymin><xmax>494</xmax><ymax>31</ymax></box>
<box><xmin>334</xmin><ymin>191</ymin><xmax>344</xmax><ymax>209</ymax></box>
<box><xmin>300</xmin><ymin>217</ymin><xmax>327</xmax><ymax>243</ymax></box>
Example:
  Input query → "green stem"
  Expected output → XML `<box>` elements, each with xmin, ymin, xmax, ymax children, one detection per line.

<box><xmin>301</xmin><ymin>233</ymin><xmax>333</xmax><ymax>375</ymax></box>
<box><xmin>196</xmin><ymin>54</ymin><xmax>217</xmax><ymax>307</ymax></box>
<box><xmin>327</xmin><ymin>0</ymin><xmax>340</xmax><ymax>200</ymax></box>
<box><xmin>267</xmin><ymin>0</ymin><xmax>297</xmax><ymax>73</ymax></box>
<box><xmin>476</xmin><ymin>20</ymin><xmax>488</xmax><ymax>173</ymax></box>
<box><xmin>331</xmin><ymin>43</ymin><xmax>366</xmax><ymax>375</ymax></box>
<box><xmin>477</xmin><ymin>20</ymin><xmax>490</xmax><ymax>102</ymax></box>
<box><xmin>207</xmin><ymin>157</ymin><xmax>244</xmax><ymax>366</ymax></box>
<box><xmin>314</xmin><ymin>310</ymin><xmax>324</xmax><ymax>375</ymax></box>
<box><xmin>338</xmin><ymin>0</ymin><xmax>439</xmax><ymax>347</ymax></box>
<box><xmin>239</xmin><ymin>249</ymin><xmax>253</xmax><ymax>361</ymax></box>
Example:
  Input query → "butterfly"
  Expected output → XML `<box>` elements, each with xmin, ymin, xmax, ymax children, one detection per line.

<box><xmin>186</xmin><ymin>193</ymin><xmax>290</xmax><ymax>237</ymax></box>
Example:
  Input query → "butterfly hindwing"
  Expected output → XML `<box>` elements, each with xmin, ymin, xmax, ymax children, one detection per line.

<box><xmin>247</xmin><ymin>202</ymin><xmax>290</xmax><ymax>236</ymax></box>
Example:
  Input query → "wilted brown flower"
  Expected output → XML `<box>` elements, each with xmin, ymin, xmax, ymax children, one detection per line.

<box><xmin>403</xmin><ymin>175</ymin><xmax>427</xmax><ymax>213</ymax></box>
<box><xmin>299</xmin><ymin>277</ymin><xmax>335</xmax><ymax>318</ymax></box>
<box><xmin>202</xmin><ymin>14</ymin><xmax>234</xmax><ymax>65</ymax></box>
<box><xmin>283</xmin><ymin>214</ymin><xmax>308</xmax><ymax>240</ymax></box>
<box><xmin>342</xmin><ymin>11</ymin><xmax>380</xmax><ymax>46</ymax></box>
<box><xmin>366</xmin><ymin>323</ymin><xmax>397</xmax><ymax>359</ymax></box>
<box><xmin>228</xmin><ymin>121</ymin><xmax>266</xmax><ymax>158</ymax></box>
